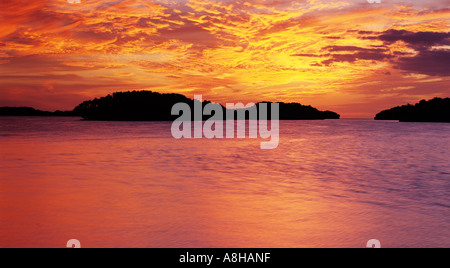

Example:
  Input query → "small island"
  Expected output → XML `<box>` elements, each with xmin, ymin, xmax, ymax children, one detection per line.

<box><xmin>375</xmin><ymin>98</ymin><xmax>450</xmax><ymax>122</ymax></box>
<box><xmin>73</xmin><ymin>91</ymin><xmax>340</xmax><ymax>121</ymax></box>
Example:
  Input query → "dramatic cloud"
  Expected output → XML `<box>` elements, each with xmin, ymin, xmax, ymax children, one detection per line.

<box><xmin>395</xmin><ymin>49</ymin><xmax>450</xmax><ymax>77</ymax></box>
<box><xmin>375</xmin><ymin>30</ymin><xmax>450</xmax><ymax>76</ymax></box>
<box><xmin>378</xmin><ymin>30</ymin><xmax>450</xmax><ymax>47</ymax></box>
<box><xmin>0</xmin><ymin>0</ymin><xmax>449</xmax><ymax>117</ymax></box>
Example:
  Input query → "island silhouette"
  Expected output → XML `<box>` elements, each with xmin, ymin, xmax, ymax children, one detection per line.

<box><xmin>375</xmin><ymin>98</ymin><xmax>450</xmax><ymax>123</ymax></box>
<box><xmin>73</xmin><ymin>91</ymin><xmax>340</xmax><ymax>121</ymax></box>
<box><xmin>0</xmin><ymin>91</ymin><xmax>340</xmax><ymax>121</ymax></box>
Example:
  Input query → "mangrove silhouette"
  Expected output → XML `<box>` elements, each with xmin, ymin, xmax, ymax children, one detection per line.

<box><xmin>375</xmin><ymin>98</ymin><xmax>450</xmax><ymax>122</ymax></box>
<box><xmin>73</xmin><ymin>91</ymin><xmax>340</xmax><ymax>121</ymax></box>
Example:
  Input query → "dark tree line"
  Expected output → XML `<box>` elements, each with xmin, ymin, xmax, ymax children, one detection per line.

<box><xmin>0</xmin><ymin>107</ymin><xmax>76</xmax><ymax>116</ymax></box>
<box><xmin>375</xmin><ymin>98</ymin><xmax>450</xmax><ymax>122</ymax></box>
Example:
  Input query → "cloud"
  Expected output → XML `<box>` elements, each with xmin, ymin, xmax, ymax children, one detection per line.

<box><xmin>378</xmin><ymin>29</ymin><xmax>450</xmax><ymax>49</ymax></box>
<box><xmin>293</xmin><ymin>45</ymin><xmax>393</xmax><ymax>65</ymax></box>
<box><xmin>0</xmin><ymin>0</ymin><xmax>449</xmax><ymax>117</ymax></box>
<box><xmin>322</xmin><ymin>51</ymin><xmax>394</xmax><ymax>66</ymax></box>
<box><xmin>376</xmin><ymin>29</ymin><xmax>450</xmax><ymax>76</ymax></box>
<box><xmin>395</xmin><ymin>49</ymin><xmax>450</xmax><ymax>76</ymax></box>
<box><xmin>324</xmin><ymin>46</ymin><xmax>388</xmax><ymax>53</ymax></box>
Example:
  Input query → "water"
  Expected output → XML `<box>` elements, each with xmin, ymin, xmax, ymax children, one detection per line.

<box><xmin>0</xmin><ymin>117</ymin><xmax>449</xmax><ymax>248</ymax></box>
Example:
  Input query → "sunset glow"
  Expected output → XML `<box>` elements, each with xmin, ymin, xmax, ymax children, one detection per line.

<box><xmin>0</xmin><ymin>0</ymin><xmax>449</xmax><ymax>117</ymax></box>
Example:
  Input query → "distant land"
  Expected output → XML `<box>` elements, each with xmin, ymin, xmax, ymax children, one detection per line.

<box><xmin>0</xmin><ymin>107</ymin><xmax>78</xmax><ymax>117</ymax></box>
<box><xmin>0</xmin><ymin>91</ymin><xmax>340</xmax><ymax>121</ymax></box>
<box><xmin>375</xmin><ymin>98</ymin><xmax>450</xmax><ymax>122</ymax></box>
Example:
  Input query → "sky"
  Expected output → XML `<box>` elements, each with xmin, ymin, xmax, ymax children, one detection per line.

<box><xmin>0</xmin><ymin>0</ymin><xmax>449</xmax><ymax>118</ymax></box>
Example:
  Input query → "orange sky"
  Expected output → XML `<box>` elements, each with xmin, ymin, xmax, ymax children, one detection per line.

<box><xmin>0</xmin><ymin>0</ymin><xmax>449</xmax><ymax>118</ymax></box>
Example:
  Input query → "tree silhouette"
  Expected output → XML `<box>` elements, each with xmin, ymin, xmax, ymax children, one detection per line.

<box><xmin>375</xmin><ymin>97</ymin><xmax>450</xmax><ymax>122</ymax></box>
<box><xmin>73</xmin><ymin>91</ymin><xmax>340</xmax><ymax>121</ymax></box>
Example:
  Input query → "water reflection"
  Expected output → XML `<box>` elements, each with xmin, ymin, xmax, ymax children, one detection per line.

<box><xmin>0</xmin><ymin>117</ymin><xmax>449</xmax><ymax>247</ymax></box>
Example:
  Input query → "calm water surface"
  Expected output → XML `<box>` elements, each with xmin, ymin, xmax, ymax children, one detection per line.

<box><xmin>0</xmin><ymin>117</ymin><xmax>449</xmax><ymax>248</ymax></box>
